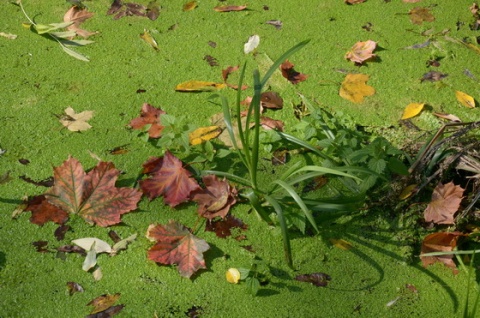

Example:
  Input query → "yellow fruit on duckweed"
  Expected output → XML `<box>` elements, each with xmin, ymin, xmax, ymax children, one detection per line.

<box><xmin>226</xmin><ymin>268</ymin><xmax>241</xmax><ymax>284</ymax></box>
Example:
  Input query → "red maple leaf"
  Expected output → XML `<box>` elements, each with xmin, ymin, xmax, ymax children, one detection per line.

<box><xmin>191</xmin><ymin>175</ymin><xmax>237</xmax><ymax>219</ymax></box>
<box><xmin>280</xmin><ymin>60</ymin><xmax>308</xmax><ymax>84</ymax></box>
<box><xmin>147</xmin><ymin>220</ymin><xmax>210</xmax><ymax>278</ymax></box>
<box><xmin>25</xmin><ymin>195</ymin><xmax>69</xmax><ymax>226</ymax></box>
<box><xmin>205</xmin><ymin>214</ymin><xmax>247</xmax><ymax>238</ymax></box>
<box><xmin>140</xmin><ymin>151</ymin><xmax>200</xmax><ymax>207</ymax></box>
<box><xmin>129</xmin><ymin>103</ymin><xmax>166</xmax><ymax>138</ymax></box>
<box><xmin>40</xmin><ymin>156</ymin><xmax>142</xmax><ymax>227</ymax></box>
<box><xmin>420</xmin><ymin>231</ymin><xmax>464</xmax><ymax>274</ymax></box>
<box><xmin>424</xmin><ymin>182</ymin><xmax>464</xmax><ymax>224</ymax></box>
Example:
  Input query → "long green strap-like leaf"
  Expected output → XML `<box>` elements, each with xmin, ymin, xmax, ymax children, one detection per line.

<box><xmin>264</xmin><ymin>195</ymin><xmax>292</xmax><ymax>268</ymax></box>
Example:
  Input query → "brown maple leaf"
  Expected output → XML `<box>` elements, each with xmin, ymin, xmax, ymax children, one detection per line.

<box><xmin>147</xmin><ymin>220</ymin><xmax>210</xmax><ymax>278</ymax></box>
<box><xmin>420</xmin><ymin>232</ymin><xmax>463</xmax><ymax>274</ymax></box>
<box><xmin>43</xmin><ymin>157</ymin><xmax>142</xmax><ymax>227</ymax></box>
<box><xmin>280</xmin><ymin>60</ymin><xmax>308</xmax><ymax>84</ymax></box>
<box><xmin>345</xmin><ymin>40</ymin><xmax>377</xmax><ymax>64</ymax></box>
<box><xmin>260</xmin><ymin>91</ymin><xmax>283</xmax><ymax>109</ymax></box>
<box><xmin>129</xmin><ymin>103</ymin><xmax>166</xmax><ymax>138</ymax></box>
<box><xmin>409</xmin><ymin>7</ymin><xmax>435</xmax><ymax>25</ymax></box>
<box><xmin>63</xmin><ymin>6</ymin><xmax>97</xmax><ymax>38</ymax></box>
<box><xmin>424</xmin><ymin>182</ymin><xmax>464</xmax><ymax>224</ymax></box>
<box><xmin>191</xmin><ymin>175</ymin><xmax>237</xmax><ymax>219</ymax></box>
<box><xmin>140</xmin><ymin>151</ymin><xmax>200</xmax><ymax>207</ymax></box>
<box><xmin>25</xmin><ymin>195</ymin><xmax>69</xmax><ymax>226</ymax></box>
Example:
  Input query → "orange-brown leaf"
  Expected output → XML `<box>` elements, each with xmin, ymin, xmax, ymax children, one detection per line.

<box><xmin>63</xmin><ymin>6</ymin><xmax>97</xmax><ymax>38</ymax></box>
<box><xmin>25</xmin><ymin>195</ymin><xmax>69</xmax><ymax>226</ymax></box>
<box><xmin>420</xmin><ymin>232</ymin><xmax>463</xmax><ymax>274</ymax></box>
<box><xmin>280</xmin><ymin>60</ymin><xmax>308</xmax><ymax>84</ymax></box>
<box><xmin>147</xmin><ymin>220</ymin><xmax>210</xmax><ymax>278</ymax></box>
<box><xmin>191</xmin><ymin>175</ymin><xmax>237</xmax><ymax>219</ymax></box>
<box><xmin>339</xmin><ymin>73</ymin><xmax>375</xmax><ymax>103</ymax></box>
<box><xmin>87</xmin><ymin>293</ymin><xmax>121</xmax><ymax>314</ymax></box>
<box><xmin>213</xmin><ymin>5</ymin><xmax>247</xmax><ymax>12</ymax></box>
<box><xmin>140</xmin><ymin>151</ymin><xmax>200</xmax><ymax>207</ymax></box>
<box><xmin>424</xmin><ymin>182</ymin><xmax>464</xmax><ymax>224</ymax></box>
<box><xmin>345</xmin><ymin>40</ymin><xmax>377</xmax><ymax>64</ymax></box>
<box><xmin>260</xmin><ymin>91</ymin><xmax>283</xmax><ymax>109</ymax></box>
<box><xmin>183</xmin><ymin>1</ymin><xmax>198</xmax><ymax>11</ymax></box>
<box><xmin>129</xmin><ymin>103</ymin><xmax>166</xmax><ymax>138</ymax></box>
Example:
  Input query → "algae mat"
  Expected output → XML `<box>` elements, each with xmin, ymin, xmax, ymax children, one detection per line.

<box><xmin>1</xmin><ymin>0</ymin><xmax>480</xmax><ymax>317</ymax></box>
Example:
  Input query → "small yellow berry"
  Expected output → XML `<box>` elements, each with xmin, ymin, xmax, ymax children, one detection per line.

<box><xmin>226</xmin><ymin>268</ymin><xmax>241</xmax><ymax>284</ymax></box>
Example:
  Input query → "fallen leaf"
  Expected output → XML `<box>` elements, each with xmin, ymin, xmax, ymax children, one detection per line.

<box><xmin>401</xmin><ymin>103</ymin><xmax>425</xmax><ymax>119</ymax></box>
<box><xmin>108</xmin><ymin>230</ymin><xmax>122</xmax><ymax>243</ymax></box>
<box><xmin>140</xmin><ymin>29</ymin><xmax>158</xmax><ymax>51</ymax></box>
<box><xmin>330</xmin><ymin>238</ymin><xmax>353</xmax><ymax>250</ymax></box>
<box><xmin>63</xmin><ymin>6</ymin><xmax>97</xmax><ymax>38</ymax></box>
<box><xmin>43</xmin><ymin>157</ymin><xmax>142</xmax><ymax>227</ymax></box>
<box><xmin>25</xmin><ymin>195</ymin><xmax>69</xmax><ymax>226</ymax></box>
<box><xmin>339</xmin><ymin>73</ymin><xmax>375</xmax><ymax>103</ymax></box>
<box><xmin>421</xmin><ymin>71</ymin><xmax>447</xmax><ymax>82</ymax></box>
<box><xmin>189</xmin><ymin>126</ymin><xmax>222</xmax><ymax>145</ymax></box>
<box><xmin>19</xmin><ymin>158</ymin><xmax>30</xmax><ymax>165</ymax></box>
<box><xmin>140</xmin><ymin>151</ymin><xmax>201</xmax><ymax>207</ymax></box>
<box><xmin>0</xmin><ymin>32</ymin><xmax>17</xmax><ymax>39</ymax></box>
<box><xmin>66</xmin><ymin>281</ymin><xmax>84</xmax><ymax>295</ymax></box>
<box><xmin>345</xmin><ymin>0</ymin><xmax>366</xmax><ymax>4</ymax></box>
<box><xmin>204</xmin><ymin>54</ymin><xmax>218</xmax><ymax>66</ymax></box>
<box><xmin>294</xmin><ymin>273</ymin><xmax>331</xmax><ymax>287</ymax></box>
<box><xmin>87</xmin><ymin>293</ymin><xmax>121</xmax><ymax>315</ymax></box>
<box><xmin>424</xmin><ymin>182</ymin><xmax>464</xmax><ymax>224</ymax></box>
<box><xmin>19</xmin><ymin>175</ymin><xmax>54</xmax><ymax>187</ymax></box>
<box><xmin>259</xmin><ymin>116</ymin><xmax>284</xmax><ymax>131</ymax></box>
<box><xmin>244</xmin><ymin>34</ymin><xmax>260</xmax><ymax>54</ymax></box>
<box><xmin>214</xmin><ymin>5</ymin><xmax>247</xmax><ymax>12</ymax></box>
<box><xmin>175</xmin><ymin>80</ymin><xmax>226</xmax><ymax>92</ymax></box>
<box><xmin>86</xmin><ymin>305</ymin><xmax>124</xmax><ymax>318</ymax></box>
<box><xmin>455</xmin><ymin>90</ymin><xmax>476</xmax><ymax>108</ymax></box>
<box><xmin>146</xmin><ymin>0</ymin><xmax>160</xmax><ymax>20</ymax></box>
<box><xmin>205</xmin><ymin>214</ymin><xmax>247</xmax><ymax>238</ymax></box>
<box><xmin>185</xmin><ymin>306</ymin><xmax>204</xmax><ymax>318</ymax></box>
<box><xmin>191</xmin><ymin>175</ymin><xmax>237</xmax><ymax>219</ymax></box>
<box><xmin>433</xmin><ymin>113</ymin><xmax>461</xmax><ymax>122</ymax></box>
<box><xmin>399</xmin><ymin>184</ymin><xmax>418</xmax><ymax>200</ymax></box>
<box><xmin>345</xmin><ymin>40</ymin><xmax>377</xmax><ymax>64</ymax></box>
<box><xmin>54</xmin><ymin>224</ymin><xmax>70</xmax><ymax>241</ymax></box>
<box><xmin>280</xmin><ymin>60</ymin><xmax>308</xmax><ymax>84</ymax></box>
<box><xmin>32</xmin><ymin>240</ymin><xmax>49</xmax><ymax>253</ymax></box>
<box><xmin>265</xmin><ymin>20</ymin><xmax>282</xmax><ymax>30</ymax></box>
<box><xmin>147</xmin><ymin>220</ymin><xmax>210</xmax><ymax>278</ymax></box>
<box><xmin>183</xmin><ymin>1</ymin><xmax>198</xmax><ymax>11</ymax></box>
<box><xmin>129</xmin><ymin>103</ymin><xmax>166</xmax><ymax>138</ymax></box>
<box><xmin>222</xmin><ymin>66</ymin><xmax>248</xmax><ymax>90</ymax></box>
<box><xmin>58</xmin><ymin>107</ymin><xmax>93</xmax><ymax>132</ymax></box>
<box><xmin>260</xmin><ymin>91</ymin><xmax>283</xmax><ymax>109</ymax></box>
<box><xmin>57</xmin><ymin>244</ymin><xmax>86</xmax><ymax>255</ymax></box>
<box><xmin>403</xmin><ymin>0</ymin><xmax>422</xmax><ymax>3</ymax></box>
<box><xmin>72</xmin><ymin>238</ymin><xmax>113</xmax><ymax>254</ymax></box>
<box><xmin>409</xmin><ymin>7</ymin><xmax>435</xmax><ymax>25</ymax></box>
<box><xmin>420</xmin><ymin>231</ymin><xmax>463</xmax><ymax>274</ymax></box>
<box><xmin>108</xmin><ymin>144</ymin><xmax>129</xmax><ymax>155</ymax></box>
<box><xmin>272</xmin><ymin>149</ymin><xmax>289</xmax><ymax>165</ymax></box>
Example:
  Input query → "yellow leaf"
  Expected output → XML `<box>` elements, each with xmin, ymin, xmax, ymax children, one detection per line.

<box><xmin>455</xmin><ymin>90</ymin><xmax>475</xmax><ymax>108</ymax></box>
<box><xmin>140</xmin><ymin>29</ymin><xmax>158</xmax><ymax>51</ymax></box>
<box><xmin>399</xmin><ymin>184</ymin><xmax>418</xmax><ymax>200</ymax></box>
<box><xmin>183</xmin><ymin>1</ymin><xmax>198</xmax><ymax>11</ymax></box>
<box><xmin>175</xmin><ymin>80</ymin><xmax>226</xmax><ymax>92</ymax></box>
<box><xmin>330</xmin><ymin>238</ymin><xmax>353</xmax><ymax>250</ymax></box>
<box><xmin>189</xmin><ymin>126</ymin><xmax>222</xmax><ymax>145</ymax></box>
<box><xmin>401</xmin><ymin>103</ymin><xmax>425</xmax><ymax>120</ymax></box>
<box><xmin>339</xmin><ymin>73</ymin><xmax>375</xmax><ymax>103</ymax></box>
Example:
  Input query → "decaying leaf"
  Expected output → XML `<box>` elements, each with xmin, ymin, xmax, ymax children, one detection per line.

<box><xmin>183</xmin><ymin>1</ymin><xmax>198</xmax><ymax>11</ymax></box>
<box><xmin>244</xmin><ymin>34</ymin><xmax>260</xmax><ymax>54</ymax></box>
<box><xmin>345</xmin><ymin>40</ymin><xmax>377</xmax><ymax>64</ymax></box>
<box><xmin>222</xmin><ymin>65</ymin><xmax>248</xmax><ymax>90</ymax></box>
<box><xmin>260</xmin><ymin>91</ymin><xmax>283</xmax><ymax>109</ymax></box>
<box><xmin>345</xmin><ymin>0</ymin><xmax>366</xmax><ymax>4</ymax></box>
<box><xmin>455</xmin><ymin>90</ymin><xmax>476</xmax><ymax>108</ymax></box>
<box><xmin>433</xmin><ymin>113</ymin><xmax>461</xmax><ymax>122</ymax></box>
<box><xmin>189</xmin><ymin>126</ymin><xmax>222</xmax><ymax>145</ymax></box>
<box><xmin>259</xmin><ymin>116</ymin><xmax>284</xmax><ymax>131</ymax></box>
<box><xmin>66</xmin><ymin>281</ymin><xmax>84</xmax><ymax>295</ymax></box>
<box><xmin>128</xmin><ymin>103</ymin><xmax>166</xmax><ymax>138</ymax></box>
<box><xmin>140</xmin><ymin>29</ymin><xmax>158</xmax><ymax>51</ymax></box>
<box><xmin>214</xmin><ymin>5</ymin><xmax>247</xmax><ymax>12</ymax></box>
<box><xmin>19</xmin><ymin>175</ymin><xmax>54</xmax><ymax>187</ymax></box>
<box><xmin>205</xmin><ymin>214</ymin><xmax>247</xmax><ymax>238</ymax></box>
<box><xmin>0</xmin><ymin>32</ymin><xmax>17</xmax><ymax>39</ymax></box>
<box><xmin>54</xmin><ymin>224</ymin><xmax>70</xmax><ymax>241</ymax></box>
<box><xmin>204</xmin><ymin>55</ymin><xmax>218</xmax><ymax>66</ymax></box>
<box><xmin>280</xmin><ymin>60</ymin><xmax>308</xmax><ymax>84</ymax></box>
<box><xmin>401</xmin><ymin>103</ymin><xmax>425</xmax><ymax>120</ymax></box>
<box><xmin>265</xmin><ymin>20</ymin><xmax>282</xmax><ymax>30</ymax></box>
<box><xmin>140</xmin><ymin>151</ymin><xmax>201</xmax><ymax>207</ymax></box>
<box><xmin>32</xmin><ymin>240</ymin><xmax>49</xmax><ymax>253</ymax></box>
<box><xmin>58</xmin><ymin>107</ymin><xmax>93</xmax><ymax>132</ymax></box>
<box><xmin>86</xmin><ymin>305</ymin><xmax>124</xmax><ymax>318</ymax></box>
<box><xmin>294</xmin><ymin>273</ymin><xmax>331</xmax><ymax>287</ymax></box>
<box><xmin>421</xmin><ymin>71</ymin><xmax>447</xmax><ymax>82</ymax></box>
<box><xmin>191</xmin><ymin>175</ymin><xmax>237</xmax><ymax>219</ymax></box>
<box><xmin>330</xmin><ymin>238</ymin><xmax>353</xmax><ymax>250</ymax></box>
<box><xmin>339</xmin><ymin>73</ymin><xmax>375</xmax><ymax>103</ymax></box>
<box><xmin>399</xmin><ymin>184</ymin><xmax>418</xmax><ymax>200</ymax></box>
<box><xmin>107</xmin><ymin>0</ymin><xmax>158</xmax><ymax>20</ymax></box>
<box><xmin>29</xmin><ymin>157</ymin><xmax>142</xmax><ymax>227</ymax></box>
<box><xmin>409</xmin><ymin>7</ymin><xmax>435</xmax><ymax>25</ymax></box>
<box><xmin>72</xmin><ymin>238</ymin><xmax>113</xmax><ymax>254</ymax></box>
<box><xmin>175</xmin><ymin>80</ymin><xmax>226</xmax><ymax>92</ymax></box>
<box><xmin>146</xmin><ymin>0</ymin><xmax>160</xmax><ymax>20</ymax></box>
<box><xmin>424</xmin><ymin>182</ymin><xmax>464</xmax><ymax>224</ymax></box>
<box><xmin>147</xmin><ymin>220</ymin><xmax>210</xmax><ymax>278</ymax></box>
<box><xmin>420</xmin><ymin>231</ymin><xmax>463</xmax><ymax>274</ymax></box>
<box><xmin>87</xmin><ymin>293</ymin><xmax>121</xmax><ymax>315</ymax></box>
<box><xmin>63</xmin><ymin>6</ymin><xmax>97</xmax><ymax>38</ymax></box>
